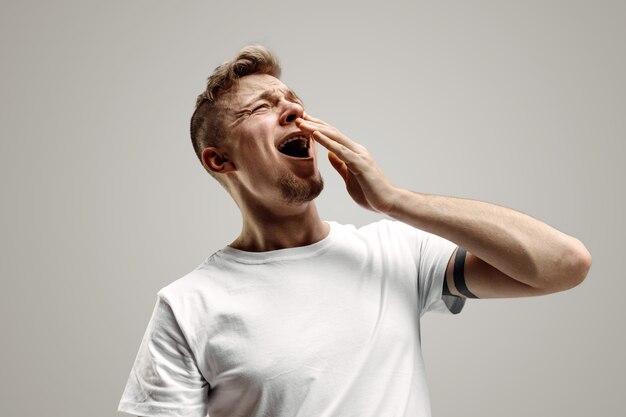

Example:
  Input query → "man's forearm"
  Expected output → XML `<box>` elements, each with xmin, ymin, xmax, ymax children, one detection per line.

<box><xmin>385</xmin><ymin>188</ymin><xmax>592</xmax><ymax>291</ymax></box>
<box><xmin>295</xmin><ymin>114</ymin><xmax>590</xmax><ymax>290</ymax></box>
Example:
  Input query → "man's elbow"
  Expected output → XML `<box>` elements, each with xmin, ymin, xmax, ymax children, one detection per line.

<box><xmin>554</xmin><ymin>238</ymin><xmax>592</xmax><ymax>291</ymax></box>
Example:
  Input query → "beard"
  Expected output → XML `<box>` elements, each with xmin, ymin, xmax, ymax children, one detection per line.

<box><xmin>278</xmin><ymin>171</ymin><xmax>324</xmax><ymax>205</ymax></box>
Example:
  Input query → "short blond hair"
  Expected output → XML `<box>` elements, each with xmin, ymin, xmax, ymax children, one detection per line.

<box><xmin>190</xmin><ymin>45</ymin><xmax>282</xmax><ymax>175</ymax></box>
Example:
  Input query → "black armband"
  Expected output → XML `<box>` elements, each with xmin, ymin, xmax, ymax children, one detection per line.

<box><xmin>442</xmin><ymin>270</ymin><xmax>452</xmax><ymax>296</ymax></box>
<box><xmin>453</xmin><ymin>247</ymin><xmax>479</xmax><ymax>299</ymax></box>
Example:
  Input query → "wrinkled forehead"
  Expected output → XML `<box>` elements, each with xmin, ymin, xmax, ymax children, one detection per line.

<box><xmin>223</xmin><ymin>74</ymin><xmax>289</xmax><ymax>107</ymax></box>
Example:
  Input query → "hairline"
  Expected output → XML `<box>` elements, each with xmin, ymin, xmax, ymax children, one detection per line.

<box><xmin>190</xmin><ymin>44</ymin><xmax>285</xmax><ymax>184</ymax></box>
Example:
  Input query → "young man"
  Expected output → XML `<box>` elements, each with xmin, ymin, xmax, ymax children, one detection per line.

<box><xmin>118</xmin><ymin>45</ymin><xmax>591</xmax><ymax>417</ymax></box>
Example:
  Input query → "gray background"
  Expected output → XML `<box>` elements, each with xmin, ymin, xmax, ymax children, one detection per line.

<box><xmin>1</xmin><ymin>0</ymin><xmax>624</xmax><ymax>416</ymax></box>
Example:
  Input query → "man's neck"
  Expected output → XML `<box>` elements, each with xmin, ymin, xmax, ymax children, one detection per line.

<box><xmin>230</xmin><ymin>201</ymin><xmax>329</xmax><ymax>252</ymax></box>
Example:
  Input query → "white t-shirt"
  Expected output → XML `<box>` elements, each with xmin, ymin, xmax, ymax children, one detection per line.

<box><xmin>118</xmin><ymin>219</ymin><xmax>465</xmax><ymax>417</ymax></box>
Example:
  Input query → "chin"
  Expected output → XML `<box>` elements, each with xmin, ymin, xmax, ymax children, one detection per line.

<box><xmin>278</xmin><ymin>172</ymin><xmax>324</xmax><ymax>205</ymax></box>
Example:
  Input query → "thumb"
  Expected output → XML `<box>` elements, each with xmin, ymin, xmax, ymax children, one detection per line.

<box><xmin>328</xmin><ymin>152</ymin><xmax>348</xmax><ymax>181</ymax></box>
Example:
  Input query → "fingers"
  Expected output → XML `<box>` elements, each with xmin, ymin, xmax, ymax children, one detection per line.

<box><xmin>311</xmin><ymin>131</ymin><xmax>357</xmax><ymax>165</ymax></box>
<box><xmin>327</xmin><ymin>151</ymin><xmax>348</xmax><ymax>181</ymax></box>
<box><xmin>302</xmin><ymin>112</ymin><xmax>328</xmax><ymax>125</ymax></box>
<box><xmin>296</xmin><ymin>117</ymin><xmax>363</xmax><ymax>154</ymax></box>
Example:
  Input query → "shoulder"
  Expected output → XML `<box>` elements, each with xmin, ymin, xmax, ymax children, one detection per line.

<box><xmin>331</xmin><ymin>218</ymin><xmax>399</xmax><ymax>236</ymax></box>
<box><xmin>328</xmin><ymin>219</ymin><xmax>425</xmax><ymax>260</ymax></box>
<box><xmin>354</xmin><ymin>218</ymin><xmax>427</xmax><ymax>244</ymax></box>
<box><xmin>156</xmin><ymin>255</ymin><xmax>232</xmax><ymax>311</ymax></box>
<box><xmin>326</xmin><ymin>219</ymin><xmax>399</xmax><ymax>246</ymax></box>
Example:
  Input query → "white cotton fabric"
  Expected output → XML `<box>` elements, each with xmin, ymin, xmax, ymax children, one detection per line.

<box><xmin>118</xmin><ymin>219</ymin><xmax>465</xmax><ymax>417</ymax></box>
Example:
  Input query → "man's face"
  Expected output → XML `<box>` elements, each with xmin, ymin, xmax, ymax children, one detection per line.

<box><xmin>218</xmin><ymin>73</ymin><xmax>323</xmax><ymax>205</ymax></box>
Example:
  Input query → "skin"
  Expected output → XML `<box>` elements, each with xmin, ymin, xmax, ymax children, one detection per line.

<box><xmin>201</xmin><ymin>74</ymin><xmax>328</xmax><ymax>252</ymax></box>
<box><xmin>203</xmin><ymin>73</ymin><xmax>592</xmax><ymax>298</ymax></box>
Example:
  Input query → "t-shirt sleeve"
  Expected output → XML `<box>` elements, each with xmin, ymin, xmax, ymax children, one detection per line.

<box><xmin>386</xmin><ymin>220</ymin><xmax>466</xmax><ymax>316</ymax></box>
<box><xmin>118</xmin><ymin>295</ymin><xmax>209</xmax><ymax>417</ymax></box>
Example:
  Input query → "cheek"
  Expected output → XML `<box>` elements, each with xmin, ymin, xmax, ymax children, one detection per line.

<box><xmin>230</xmin><ymin>121</ymin><xmax>281</xmax><ymax>174</ymax></box>
<box><xmin>236</xmin><ymin>142</ymin><xmax>281</xmax><ymax>177</ymax></box>
<box><xmin>240</xmin><ymin>140</ymin><xmax>276</xmax><ymax>161</ymax></box>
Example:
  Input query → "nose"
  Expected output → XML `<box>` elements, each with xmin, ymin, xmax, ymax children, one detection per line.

<box><xmin>279</xmin><ymin>100</ymin><xmax>304</xmax><ymax>125</ymax></box>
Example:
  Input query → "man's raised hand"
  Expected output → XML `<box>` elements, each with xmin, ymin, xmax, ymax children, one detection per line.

<box><xmin>296</xmin><ymin>114</ymin><xmax>398</xmax><ymax>213</ymax></box>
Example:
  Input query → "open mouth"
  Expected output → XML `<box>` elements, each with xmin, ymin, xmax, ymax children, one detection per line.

<box><xmin>277</xmin><ymin>135</ymin><xmax>310</xmax><ymax>158</ymax></box>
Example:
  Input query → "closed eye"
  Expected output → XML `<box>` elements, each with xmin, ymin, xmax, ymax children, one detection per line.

<box><xmin>252</xmin><ymin>103</ymin><xmax>270</xmax><ymax>112</ymax></box>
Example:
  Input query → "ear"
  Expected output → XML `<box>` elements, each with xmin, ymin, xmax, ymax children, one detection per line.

<box><xmin>201</xmin><ymin>147</ymin><xmax>236</xmax><ymax>174</ymax></box>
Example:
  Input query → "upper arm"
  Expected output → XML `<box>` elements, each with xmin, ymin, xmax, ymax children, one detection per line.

<box><xmin>444</xmin><ymin>247</ymin><xmax>561</xmax><ymax>299</ymax></box>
